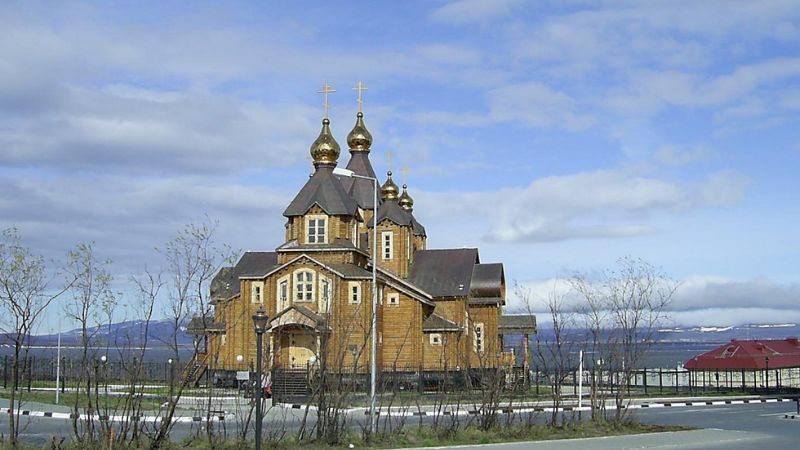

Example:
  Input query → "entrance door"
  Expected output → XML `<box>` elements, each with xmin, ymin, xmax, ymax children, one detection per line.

<box><xmin>287</xmin><ymin>330</ymin><xmax>315</xmax><ymax>368</ymax></box>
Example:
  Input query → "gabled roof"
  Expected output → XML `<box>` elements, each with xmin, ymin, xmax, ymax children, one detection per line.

<box><xmin>269</xmin><ymin>304</ymin><xmax>328</xmax><ymax>332</ymax></box>
<box><xmin>284</xmin><ymin>165</ymin><xmax>359</xmax><ymax>217</ymax></box>
<box><xmin>470</xmin><ymin>263</ymin><xmax>505</xmax><ymax>298</ymax></box>
<box><xmin>339</xmin><ymin>152</ymin><xmax>379</xmax><ymax>210</ymax></box>
<box><xmin>423</xmin><ymin>313</ymin><xmax>461</xmax><ymax>332</ymax></box>
<box><xmin>410</xmin><ymin>214</ymin><xmax>426</xmax><ymax>237</ymax></box>
<box><xmin>187</xmin><ymin>315</ymin><xmax>226</xmax><ymax>334</ymax></box>
<box><xmin>368</xmin><ymin>199</ymin><xmax>412</xmax><ymax>228</ymax></box>
<box><xmin>210</xmin><ymin>252</ymin><xmax>278</xmax><ymax>300</ymax></box>
<box><xmin>684</xmin><ymin>338</ymin><xmax>800</xmax><ymax>370</ymax></box>
<box><xmin>499</xmin><ymin>315</ymin><xmax>537</xmax><ymax>334</ymax></box>
<box><xmin>376</xmin><ymin>266</ymin><xmax>435</xmax><ymax>306</ymax></box>
<box><xmin>277</xmin><ymin>237</ymin><xmax>370</xmax><ymax>257</ymax></box>
<box><xmin>408</xmin><ymin>248</ymin><xmax>479</xmax><ymax>298</ymax></box>
<box><xmin>241</xmin><ymin>254</ymin><xmax>370</xmax><ymax>281</ymax></box>
<box><xmin>237</xmin><ymin>252</ymin><xmax>279</xmax><ymax>277</ymax></box>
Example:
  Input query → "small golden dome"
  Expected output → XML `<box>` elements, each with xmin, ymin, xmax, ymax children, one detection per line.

<box><xmin>310</xmin><ymin>118</ymin><xmax>340</xmax><ymax>166</ymax></box>
<box><xmin>347</xmin><ymin>112</ymin><xmax>372</xmax><ymax>151</ymax></box>
<box><xmin>381</xmin><ymin>171</ymin><xmax>400</xmax><ymax>200</ymax></box>
<box><xmin>398</xmin><ymin>184</ymin><xmax>414</xmax><ymax>211</ymax></box>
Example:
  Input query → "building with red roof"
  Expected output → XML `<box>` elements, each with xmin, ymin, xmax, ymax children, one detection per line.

<box><xmin>685</xmin><ymin>337</ymin><xmax>800</xmax><ymax>371</ymax></box>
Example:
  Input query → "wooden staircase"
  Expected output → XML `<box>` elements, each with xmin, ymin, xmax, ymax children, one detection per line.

<box><xmin>183</xmin><ymin>352</ymin><xmax>209</xmax><ymax>387</ymax></box>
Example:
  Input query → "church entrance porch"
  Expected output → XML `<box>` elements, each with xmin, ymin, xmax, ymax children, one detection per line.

<box><xmin>275</xmin><ymin>325</ymin><xmax>317</xmax><ymax>369</ymax></box>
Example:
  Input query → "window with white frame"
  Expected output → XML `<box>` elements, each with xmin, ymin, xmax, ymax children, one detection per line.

<box><xmin>474</xmin><ymin>322</ymin><xmax>485</xmax><ymax>353</ymax></box>
<box><xmin>352</xmin><ymin>220</ymin><xmax>358</xmax><ymax>245</ymax></box>
<box><xmin>251</xmin><ymin>282</ymin><xmax>263</xmax><ymax>303</ymax></box>
<box><xmin>387</xmin><ymin>292</ymin><xmax>399</xmax><ymax>307</ymax></box>
<box><xmin>430</xmin><ymin>334</ymin><xmax>442</xmax><ymax>346</ymax></box>
<box><xmin>306</xmin><ymin>216</ymin><xmax>327</xmax><ymax>244</ymax></box>
<box><xmin>348</xmin><ymin>281</ymin><xmax>361</xmax><ymax>304</ymax></box>
<box><xmin>278</xmin><ymin>279</ymin><xmax>289</xmax><ymax>309</ymax></box>
<box><xmin>295</xmin><ymin>270</ymin><xmax>315</xmax><ymax>302</ymax></box>
<box><xmin>319</xmin><ymin>277</ymin><xmax>331</xmax><ymax>312</ymax></box>
<box><xmin>381</xmin><ymin>231</ymin><xmax>393</xmax><ymax>260</ymax></box>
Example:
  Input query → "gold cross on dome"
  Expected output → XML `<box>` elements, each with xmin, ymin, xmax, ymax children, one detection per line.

<box><xmin>353</xmin><ymin>80</ymin><xmax>368</xmax><ymax>112</ymax></box>
<box><xmin>318</xmin><ymin>82</ymin><xmax>336</xmax><ymax>118</ymax></box>
<box><xmin>386</xmin><ymin>150</ymin><xmax>393</xmax><ymax>172</ymax></box>
<box><xmin>401</xmin><ymin>166</ymin><xmax>410</xmax><ymax>184</ymax></box>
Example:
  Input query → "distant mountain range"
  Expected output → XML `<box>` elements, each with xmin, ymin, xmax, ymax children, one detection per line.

<box><xmin>2</xmin><ymin>319</ymin><xmax>194</xmax><ymax>348</ymax></box>
<box><xmin>7</xmin><ymin>320</ymin><xmax>797</xmax><ymax>349</ymax></box>
<box><xmin>657</xmin><ymin>323</ymin><xmax>800</xmax><ymax>343</ymax></box>
<box><xmin>528</xmin><ymin>323</ymin><xmax>800</xmax><ymax>343</ymax></box>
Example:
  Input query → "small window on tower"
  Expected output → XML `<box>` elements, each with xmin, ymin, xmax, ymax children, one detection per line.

<box><xmin>251</xmin><ymin>282</ymin><xmax>263</xmax><ymax>303</ymax></box>
<box><xmin>430</xmin><ymin>334</ymin><xmax>442</xmax><ymax>346</ymax></box>
<box><xmin>349</xmin><ymin>282</ymin><xmax>361</xmax><ymax>304</ymax></box>
<box><xmin>387</xmin><ymin>293</ymin><xmax>400</xmax><ymax>307</ymax></box>
<box><xmin>382</xmin><ymin>231</ymin><xmax>393</xmax><ymax>260</ymax></box>
<box><xmin>306</xmin><ymin>216</ymin><xmax>327</xmax><ymax>244</ymax></box>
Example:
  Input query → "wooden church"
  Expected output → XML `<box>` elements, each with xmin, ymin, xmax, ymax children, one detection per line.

<box><xmin>193</xmin><ymin>86</ymin><xmax>536</xmax><ymax>385</ymax></box>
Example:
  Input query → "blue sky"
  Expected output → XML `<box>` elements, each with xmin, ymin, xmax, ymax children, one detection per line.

<box><xmin>1</xmin><ymin>0</ymin><xmax>799</xmax><ymax>329</ymax></box>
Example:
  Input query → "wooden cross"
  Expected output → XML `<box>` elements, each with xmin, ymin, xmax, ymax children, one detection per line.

<box><xmin>353</xmin><ymin>80</ymin><xmax>368</xmax><ymax>112</ymax></box>
<box><xmin>318</xmin><ymin>82</ymin><xmax>336</xmax><ymax>118</ymax></box>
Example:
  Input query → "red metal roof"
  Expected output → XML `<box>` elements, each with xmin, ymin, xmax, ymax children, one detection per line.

<box><xmin>685</xmin><ymin>337</ymin><xmax>800</xmax><ymax>370</ymax></box>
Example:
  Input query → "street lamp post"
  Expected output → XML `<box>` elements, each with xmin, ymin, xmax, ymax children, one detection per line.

<box><xmin>167</xmin><ymin>358</ymin><xmax>174</xmax><ymax>400</ymax></box>
<box><xmin>333</xmin><ymin>167</ymin><xmax>379</xmax><ymax>433</ymax></box>
<box><xmin>765</xmin><ymin>356</ymin><xmax>770</xmax><ymax>391</ymax></box>
<box><xmin>100</xmin><ymin>355</ymin><xmax>108</xmax><ymax>399</ymax></box>
<box><xmin>252</xmin><ymin>306</ymin><xmax>270</xmax><ymax>450</ymax></box>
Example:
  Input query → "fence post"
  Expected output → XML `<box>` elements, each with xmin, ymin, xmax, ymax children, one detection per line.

<box><xmin>643</xmin><ymin>368</ymin><xmax>648</xmax><ymax>394</ymax></box>
<box><xmin>61</xmin><ymin>357</ymin><xmax>66</xmax><ymax>393</ymax></box>
<box><xmin>27</xmin><ymin>356</ymin><xmax>33</xmax><ymax>392</ymax></box>
<box><xmin>658</xmin><ymin>368</ymin><xmax>663</xmax><ymax>394</ymax></box>
<box><xmin>573</xmin><ymin>370</ymin><xmax>577</xmax><ymax>395</ymax></box>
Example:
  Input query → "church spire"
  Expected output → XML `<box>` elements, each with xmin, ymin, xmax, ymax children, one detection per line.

<box><xmin>310</xmin><ymin>118</ymin><xmax>340</xmax><ymax>168</ymax></box>
<box><xmin>398</xmin><ymin>184</ymin><xmax>414</xmax><ymax>212</ymax></box>
<box><xmin>347</xmin><ymin>81</ymin><xmax>372</xmax><ymax>152</ymax></box>
<box><xmin>381</xmin><ymin>171</ymin><xmax>400</xmax><ymax>200</ymax></box>
<box><xmin>310</xmin><ymin>83</ymin><xmax>340</xmax><ymax>168</ymax></box>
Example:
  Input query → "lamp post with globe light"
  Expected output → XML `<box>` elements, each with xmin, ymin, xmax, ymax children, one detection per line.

<box><xmin>252</xmin><ymin>306</ymin><xmax>269</xmax><ymax>450</ymax></box>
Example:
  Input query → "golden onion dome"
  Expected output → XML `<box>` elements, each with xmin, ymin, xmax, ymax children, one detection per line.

<box><xmin>398</xmin><ymin>184</ymin><xmax>414</xmax><ymax>211</ymax></box>
<box><xmin>310</xmin><ymin>118</ymin><xmax>340</xmax><ymax>166</ymax></box>
<box><xmin>346</xmin><ymin>112</ymin><xmax>372</xmax><ymax>151</ymax></box>
<box><xmin>380</xmin><ymin>171</ymin><xmax>400</xmax><ymax>200</ymax></box>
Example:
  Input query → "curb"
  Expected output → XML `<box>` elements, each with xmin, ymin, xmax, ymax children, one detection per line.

<box><xmin>4</xmin><ymin>409</ymin><xmax>229</xmax><ymax>423</ymax></box>
<box><xmin>350</xmin><ymin>397</ymin><xmax>796</xmax><ymax>417</ymax></box>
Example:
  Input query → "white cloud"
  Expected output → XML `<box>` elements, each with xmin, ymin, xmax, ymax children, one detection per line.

<box><xmin>486</xmin><ymin>169</ymin><xmax>747</xmax><ymax>243</ymax></box>
<box><xmin>0</xmin><ymin>174</ymin><xmax>290</xmax><ymax>275</ymax></box>
<box><xmin>509</xmin><ymin>275</ymin><xmax>800</xmax><ymax>327</ymax></box>
<box><xmin>429</xmin><ymin>0</ymin><xmax>524</xmax><ymax>25</ymax></box>
<box><xmin>488</xmin><ymin>81</ymin><xmax>595</xmax><ymax>130</ymax></box>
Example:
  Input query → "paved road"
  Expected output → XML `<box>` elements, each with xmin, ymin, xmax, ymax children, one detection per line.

<box><xmin>1</xmin><ymin>399</ymin><xmax>798</xmax><ymax>448</ymax></box>
<box><xmin>419</xmin><ymin>402</ymin><xmax>800</xmax><ymax>450</ymax></box>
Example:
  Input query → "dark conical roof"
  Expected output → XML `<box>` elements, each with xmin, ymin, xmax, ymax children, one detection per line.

<box><xmin>339</xmin><ymin>151</ymin><xmax>379</xmax><ymax>210</ymax></box>
<box><xmin>368</xmin><ymin>198</ymin><xmax>412</xmax><ymax>228</ymax></box>
<box><xmin>283</xmin><ymin>165</ymin><xmax>359</xmax><ymax>217</ymax></box>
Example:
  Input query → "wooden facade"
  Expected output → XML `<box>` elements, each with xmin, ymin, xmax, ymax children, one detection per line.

<box><xmin>199</xmin><ymin>111</ymin><xmax>533</xmax><ymax>380</ymax></box>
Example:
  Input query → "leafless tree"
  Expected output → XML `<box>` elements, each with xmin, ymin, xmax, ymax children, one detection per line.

<box><xmin>0</xmin><ymin>228</ymin><xmax>74</xmax><ymax>447</ymax></box>
<box><xmin>516</xmin><ymin>282</ymin><xmax>576</xmax><ymax>426</ymax></box>
<box><xmin>571</xmin><ymin>257</ymin><xmax>676</xmax><ymax>421</ymax></box>
<box><xmin>63</xmin><ymin>243</ymin><xmax>116</xmax><ymax>443</ymax></box>
<box><xmin>148</xmin><ymin>219</ymin><xmax>235</xmax><ymax>449</ymax></box>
